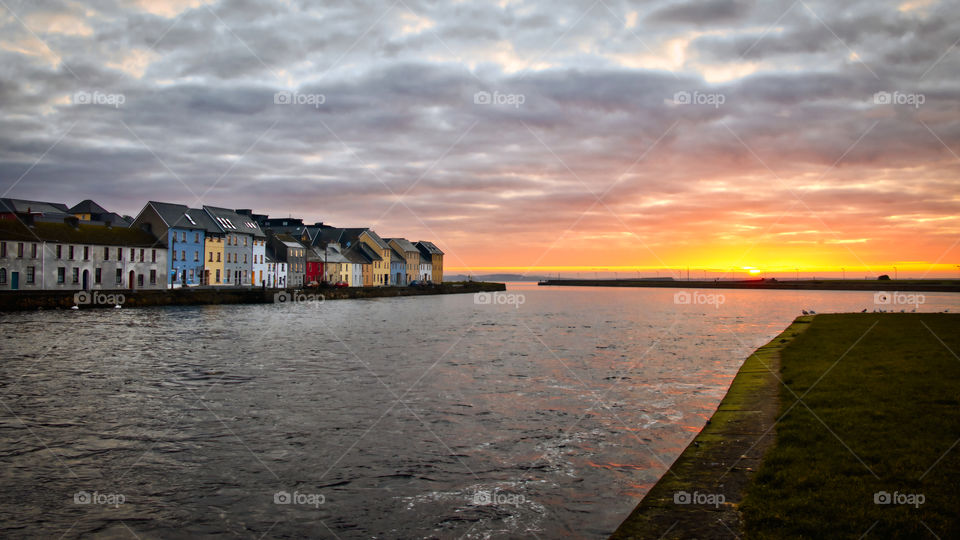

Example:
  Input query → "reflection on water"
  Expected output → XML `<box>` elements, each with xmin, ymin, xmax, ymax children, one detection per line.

<box><xmin>1</xmin><ymin>286</ymin><xmax>957</xmax><ymax>538</ymax></box>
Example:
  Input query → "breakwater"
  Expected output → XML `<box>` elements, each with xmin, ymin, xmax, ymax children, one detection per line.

<box><xmin>0</xmin><ymin>282</ymin><xmax>505</xmax><ymax>311</ymax></box>
<box><xmin>539</xmin><ymin>278</ymin><xmax>960</xmax><ymax>293</ymax></box>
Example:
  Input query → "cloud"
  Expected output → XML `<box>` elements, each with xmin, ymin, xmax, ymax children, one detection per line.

<box><xmin>0</xmin><ymin>0</ymin><xmax>957</xmax><ymax>271</ymax></box>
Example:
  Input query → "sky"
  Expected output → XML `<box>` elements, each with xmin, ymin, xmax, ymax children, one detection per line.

<box><xmin>1</xmin><ymin>0</ymin><xmax>958</xmax><ymax>278</ymax></box>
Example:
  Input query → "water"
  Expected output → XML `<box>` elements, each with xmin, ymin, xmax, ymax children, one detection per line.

<box><xmin>1</xmin><ymin>285</ymin><xmax>957</xmax><ymax>539</ymax></box>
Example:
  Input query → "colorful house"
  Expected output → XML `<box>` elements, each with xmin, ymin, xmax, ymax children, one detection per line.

<box><xmin>268</xmin><ymin>234</ymin><xmax>305</xmax><ymax>287</ymax></box>
<box><xmin>416</xmin><ymin>241</ymin><xmax>444</xmax><ymax>283</ymax></box>
<box><xmin>132</xmin><ymin>202</ymin><xmax>214</xmax><ymax>287</ymax></box>
<box><xmin>388</xmin><ymin>246</ymin><xmax>406</xmax><ymax>285</ymax></box>
<box><xmin>387</xmin><ymin>238</ymin><xmax>420</xmax><ymax>285</ymax></box>
<box><xmin>203</xmin><ymin>206</ymin><xmax>264</xmax><ymax>287</ymax></box>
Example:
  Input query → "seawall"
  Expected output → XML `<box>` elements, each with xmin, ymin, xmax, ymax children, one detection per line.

<box><xmin>539</xmin><ymin>279</ymin><xmax>960</xmax><ymax>293</ymax></box>
<box><xmin>0</xmin><ymin>282</ymin><xmax>506</xmax><ymax>311</ymax></box>
<box><xmin>609</xmin><ymin>315</ymin><xmax>814</xmax><ymax>539</ymax></box>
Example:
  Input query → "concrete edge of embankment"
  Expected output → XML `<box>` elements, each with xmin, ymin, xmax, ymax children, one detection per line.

<box><xmin>609</xmin><ymin>315</ymin><xmax>815</xmax><ymax>539</ymax></box>
<box><xmin>0</xmin><ymin>282</ymin><xmax>506</xmax><ymax>312</ymax></box>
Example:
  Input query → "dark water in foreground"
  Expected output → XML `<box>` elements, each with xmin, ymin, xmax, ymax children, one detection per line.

<box><xmin>1</xmin><ymin>285</ymin><xmax>958</xmax><ymax>539</ymax></box>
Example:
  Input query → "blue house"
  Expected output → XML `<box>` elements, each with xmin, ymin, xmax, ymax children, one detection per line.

<box><xmin>389</xmin><ymin>246</ymin><xmax>406</xmax><ymax>286</ymax></box>
<box><xmin>131</xmin><ymin>202</ymin><xmax>216</xmax><ymax>287</ymax></box>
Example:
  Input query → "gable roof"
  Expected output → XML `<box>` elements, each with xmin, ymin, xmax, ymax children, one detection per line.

<box><xmin>389</xmin><ymin>247</ymin><xmax>406</xmax><ymax>262</ymax></box>
<box><xmin>386</xmin><ymin>237</ymin><xmax>418</xmax><ymax>253</ymax></box>
<box><xmin>416</xmin><ymin>240</ymin><xmax>443</xmax><ymax>256</ymax></box>
<box><xmin>143</xmin><ymin>201</ymin><xmax>219</xmax><ymax>233</ymax></box>
<box><xmin>69</xmin><ymin>199</ymin><xmax>109</xmax><ymax>215</ymax></box>
<box><xmin>0</xmin><ymin>198</ymin><xmax>70</xmax><ymax>216</ymax></box>
<box><xmin>203</xmin><ymin>206</ymin><xmax>265</xmax><ymax>237</ymax></box>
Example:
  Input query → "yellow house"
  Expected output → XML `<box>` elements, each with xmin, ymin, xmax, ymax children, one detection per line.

<box><xmin>204</xmin><ymin>234</ymin><xmax>225</xmax><ymax>285</ymax></box>
<box><xmin>358</xmin><ymin>229</ymin><xmax>390</xmax><ymax>286</ymax></box>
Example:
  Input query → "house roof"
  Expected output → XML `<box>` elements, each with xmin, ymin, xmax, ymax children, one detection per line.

<box><xmin>389</xmin><ymin>247</ymin><xmax>405</xmax><ymax>262</ymax></box>
<box><xmin>342</xmin><ymin>244</ymin><xmax>371</xmax><ymax>264</ymax></box>
<box><xmin>386</xmin><ymin>237</ymin><xmax>418</xmax><ymax>253</ymax></box>
<box><xmin>69</xmin><ymin>199</ymin><xmax>109</xmax><ymax>215</ymax></box>
<box><xmin>143</xmin><ymin>201</ymin><xmax>219</xmax><ymax>233</ymax></box>
<box><xmin>355</xmin><ymin>241</ymin><xmax>382</xmax><ymax>262</ymax></box>
<box><xmin>203</xmin><ymin>206</ymin><xmax>265</xmax><ymax>237</ymax></box>
<box><xmin>0</xmin><ymin>219</ymin><xmax>161</xmax><ymax>247</ymax></box>
<box><xmin>0</xmin><ymin>198</ymin><xmax>70</xmax><ymax>216</ymax></box>
<box><xmin>416</xmin><ymin>240</ymin><xmax>444</xmax><ymax>256</ymax></box>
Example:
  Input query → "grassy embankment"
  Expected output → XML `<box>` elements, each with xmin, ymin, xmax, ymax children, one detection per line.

<box><xmin>611</xmin><ymin>313</ymin><xmax>960</xmax><ymax>539</ymax></box>
<box><xmin>741</xmin><ymin>313</ymin><xmax>960</xmax><ymax>538</ymax></box>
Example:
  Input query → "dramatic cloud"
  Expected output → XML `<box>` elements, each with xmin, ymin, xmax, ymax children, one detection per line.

<box><xmin>1</xmin><ymin>0</ymin><xmax>958</xmax><ymax>275</ymax></box>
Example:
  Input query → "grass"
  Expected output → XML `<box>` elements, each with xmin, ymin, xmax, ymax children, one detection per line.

<box><xmin>740</xmin><ymin>313</ymin><xmax>960</xmax><ymax>539</ymax></box>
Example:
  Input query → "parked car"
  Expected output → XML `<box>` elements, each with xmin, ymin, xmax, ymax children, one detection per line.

<box><xmin>334</xmin><ymin>281</ymin><xmax>349</xmax><ymax>288</ymax></box>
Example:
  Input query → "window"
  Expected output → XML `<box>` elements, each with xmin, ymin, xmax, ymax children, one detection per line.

<box><xmin>194</xmin><ymin>251</ymin><xmax>199</xmax><ymax>262</ymax></box>
<box><xmin>194</xmin><ymin>232</ymin><xmax>200</xmax><ymax>243</ymax></box>
<box><xmin>244</xmin><ymin>237</ymin><xmax>248</xmax><ymax>246</ymax></box>
<box><xmin>224</xmin><ymin>271</ymin><xmax>229</xmax><ymax>283</ymax></box>
<box><xmin>137</xmin><ymin>274</ymin><xmax>144</xmax><ymax>287</ymax></box>
<box><xmin>243</xmin><ymin>254</ymin><xmax>247</xmax><ymax>264</ymax></box>
<box><xmin>0</xmin><ymin>242</ymin><xmax>5</xmax><ymax>257</ymax></box>
<box><xmin>215</xmin><ymin>269</ymin><xmax>221</xmax><ymax>283</ymax></box>
<box><xmin>32</xmin><ymin>244</ymin><xmax>38</xmax><ymax>258</ymax></box>
<box><xmin>140</xmin><ymin>249</ymin><xmax>145</xmax><ymax>262</ymax></box>
<box><xmin>57</xmin><ymin>267</ymin><xmax>65</xmax><ymax>284</ymax></box>
<box><xmin>68</xmin><ymin>245</ymin><xmax>74</xmax><ymax>259</ymax></box>
<box><xmin>18</xmin><ymin>243</ymin><xmax>24</xmax><ymax>258</ymax></box>
<box><xmin>189</xmin><ymin>269</ymin><xmax>194</xmax><ymax>281</ymax></box>
<box><xmin>180</xmin><ymin>250</ymin><xmax>185</xmax><ymax>262</ymax></box>
<box><xmin>95</xmin><ymin>268</ymin><xmax>101</xmax><ymax>284</ymax></box>
<box><xmin>116</xmin><ymin>268</ymin><xmax>122</xmax><ymax>285</ymax></box>
<box><xmin>72</xmin><ymin>268</ymin><xmax>79</xmax><ymax>284</ymax></box>
<box><xmin>181</xmin><ymin>232</ymin><xmax>186</xmax><ymax>242</ymax></box>
<box><xmin>83</xmin><ymin>246</ymin><xmax>89</xmax><ymax>260</ymax></box>
<box><xmin>129</xmin><ymin>249</ymin><xmax>134</xmax><ymax>262</ymax></box>
<box><xmin>172</xmin><ymin>250</ymin><xmax>177</xmax><ymax>261</ymax></box>
<box><xmin>209</xmin><ymin>252</ymin><xmax>213</xmax><ymax>262</ymax></box>
<box><xmin>150</xmin><ymin>270</ymin><xmax>156</xmax><ymax>285</ymax></box>
<box><xmin>26</xmin><ymin>266</ymin><xmax>35</xmax><ymax>284</ymax></box>
<box><xmin>216</xmin><ymin>253</ymin><xmax>221</xmax><ymax>262</ymax></box>
<box><xmin>0</xmin><ymin>268</ymin><xmax>5</xmax><ymax>284</ymax></box>
<box><xmin>117</xmin><ymin>248</ymin><xmax>123</xmax><ymax>261</ymax></box>
<box><xmin>104</xmin><ymin>246</ymin><xmax>109</xmax><ymax>260</ymax></box>
<box><xmin>152</xmin><ymin>250</ymin><xmax>156</xmax><ymax>263</ymax></box>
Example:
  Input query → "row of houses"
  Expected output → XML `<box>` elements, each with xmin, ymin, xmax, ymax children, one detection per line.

<box><xmin>0</xmin><ymin>198</ymin><xmax>443</xmax><ymax>291</ymax></box>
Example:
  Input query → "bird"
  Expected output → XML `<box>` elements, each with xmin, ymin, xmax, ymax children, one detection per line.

<box><xmin>802</xmin><ymin>310</ymin><xmax>809</xmax><ymax>315</ymax></box>
<box><xmin>861</xmin><ymin>308</ymin><xmax>867</xmax><ymax>313</ymax></box>
<box><xmin>70</xmin><ymin>305</ymin><xmax>79</xmax><ymax>310</ymax></box>
<box><xmin>809</xmin><ymin>310</ymin><xmax>816</xmax><ymax>314</ymax></box>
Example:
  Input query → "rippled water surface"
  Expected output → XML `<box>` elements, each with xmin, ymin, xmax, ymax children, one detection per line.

<box><xmin>2</xmin><ymin>285</ymin><xmax>958</xmax><ymax>538</ymax></box>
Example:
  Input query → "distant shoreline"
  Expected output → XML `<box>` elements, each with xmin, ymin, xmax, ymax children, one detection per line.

<box><xmin>538</xmin><ymin>278</ymin><xmax>960</xmax><ymax>293</ymax></box>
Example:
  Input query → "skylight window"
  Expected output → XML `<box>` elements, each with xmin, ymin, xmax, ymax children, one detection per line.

<box><xmin>185</xmin><ymin>213</ymin><xmax>196</xmax><ymax>225</ymax></box>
